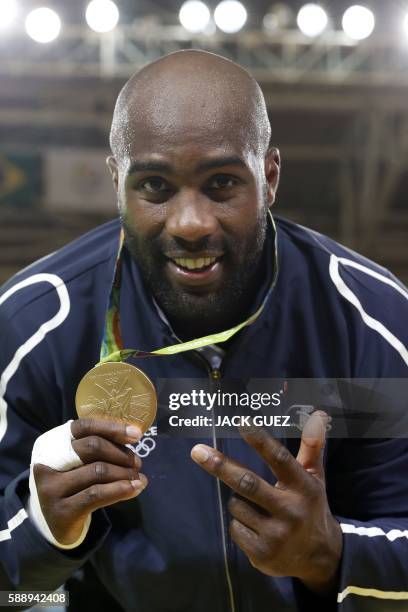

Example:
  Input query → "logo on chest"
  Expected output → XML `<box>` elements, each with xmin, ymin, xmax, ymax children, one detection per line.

<box><xmin>131</xmin><ymin>426</ymin><xmax>158</xmax><ymax>457</ymax></box>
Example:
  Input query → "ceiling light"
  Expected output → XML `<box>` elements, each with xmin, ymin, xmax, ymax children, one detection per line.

<box><xmin>342</xmin><ymin>5</ymin><xmax>375</xmax><ymax>41</ymax></box>
<box><xmin>297</xmin><ymin>4</ymin><xmax>328</xmax><ymax>37</ymax></box>
<box><xmin>25</xmin><ymin>7</ymin><xmax>61</xmax><ymax>43</ymax></box>
<box><xmin>0</xmin><ymin>0</ymin><xmax>18</xmax><ymax>30</ymax></box>
<box><xmin>179</xmin><ymin>1</ymin><xmax>211</xmax><ymax>33</ymax></box>
<box><xmin>86</xmin><ymin>0</ymin><xmax>119</xmax><ymax>33</ymax></box>
<box><xmin>214</xmin><ymin>0</ymin><xmax>247</xmax><ymax>34</ymax></box>
<box><xmin>403</xmin><ymin>12</ymin><xmax>408</xmax><ymax>38</ymax></box>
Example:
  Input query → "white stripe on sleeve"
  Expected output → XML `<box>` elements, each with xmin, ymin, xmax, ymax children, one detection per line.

<box><xmin>0</xmin><ymin>508</ymin><xmax>28</xmax><ymax>543</ymax></box>
<box><xmin>329</xmin><ymin>255</ymin><xmax>408</xmax><ymax>366</ymax></box>
<box><xmin>0</xmin><ymin>274</ymin><xmax>70</xmax><ymax>444</ymax></box>
<box><xmin>341</xmin><ymin>523</ymin><xmax>408</xmax><ymax>542</ymax></box>
<box><xmin>338</xmin><ymin>585</ymin><xmax>408</xmax><ymax>603</ymax></box>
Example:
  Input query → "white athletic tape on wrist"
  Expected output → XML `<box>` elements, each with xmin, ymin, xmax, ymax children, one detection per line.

<box><xmin>31</xmin><ymin>419</ymin><xmax>84</xmax><ymax>471</ymax></box>
<box><xmin>28</xmin><ymin>419</ymin><xmax>91</xmax><ymax>550</ymax></box>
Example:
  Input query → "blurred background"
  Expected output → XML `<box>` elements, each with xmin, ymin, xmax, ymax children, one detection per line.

<box><xmin>0</xmin><ymin>0</ymin><xmax>408</xmax><ymax>286</ymax></box>
<box><xmin>1</xmin><ymin>3</ymin><xmax>407</xmax><ymax>608</ymax></box>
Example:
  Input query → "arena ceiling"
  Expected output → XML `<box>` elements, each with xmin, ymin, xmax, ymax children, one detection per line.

<box><xmin>0</xmin><ymin>0</ymin><xmax>407</xmax><ymax>280</ymax></box>
<box><xmin>11</xmin><ymin>0</ymin><xmax>406</xmax><ymax>32</ymax></box>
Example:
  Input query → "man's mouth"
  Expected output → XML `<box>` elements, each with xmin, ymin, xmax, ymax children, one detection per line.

<box><xmin>165</xmin><ymin>253</ymin><xmax>224</xmax><ymax>286</ymax></box>
<box><xmin>171</xmin><ymin>256</ymin><xmax>218</xmax><ymax>272</ymax></box>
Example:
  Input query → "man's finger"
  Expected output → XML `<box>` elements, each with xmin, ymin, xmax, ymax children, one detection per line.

<box><xmin>65</xmin><ymin>474</ymin><xmax>148</xmax><ymax>516</ymax></box>
<box><xmin>55</xmin><ymin>462</ymin><xmax>141</xmax><ymax>497</ymax></box>
<box><xmin>238</xmin><ymin>427</ymin><xmax>306</xmax><ymax>488</ymax></box>
<box><xmin>190</xmin><ymin>445</ymin><xmax>280</xmax><ymax>512</ymax></box>
<box><xmin>296</xmin><ymin>411</ymin><xmax>329</xmax><ymax>480</ymax></box>
<box><xmin>228</xmin><ymin>496</ymin><xmax>264</xmax><ymax>534</ymax></box>
<box><xmin>229</xmin><ymin>519</ymin><xmax>261</xmax><ymax>562</ymax></box>
<box><xmin>71</xmin><ymin>418</ymin><xmax>142</xmax><ymax>445</ymax></box>
<box><xmin>72</xmin><ymin>436</ymin><xmax>141</xmax><ymax>470</ymax></box>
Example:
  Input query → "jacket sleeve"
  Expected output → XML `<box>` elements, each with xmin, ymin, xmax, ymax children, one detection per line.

<box><xmin>331</xmin><ymin>437</ymin><xmax>408</xmax><ymax>612</ymax></box>
<box><xmin>337</xmin><ymin>516</ymin><xmax>408</xmax><ymax>611</ymax></box>
<box><xmin>0</xmin><ymin>300</ymin><xmax>111</xmax><ymax>594</ymax></box>
<box><xmin>328</xmin><ymin>265</ymin><xmax>408</xmax><ymax>611</ymax></box>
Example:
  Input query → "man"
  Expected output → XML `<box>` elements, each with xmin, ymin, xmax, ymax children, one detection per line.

<box><xmin>0</xmin><ymin>50</ymin><xmax>407</xmax><ymax>611</ymax></box>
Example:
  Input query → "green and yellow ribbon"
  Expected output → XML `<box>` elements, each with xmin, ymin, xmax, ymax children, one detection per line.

<box><xmin>99</xmin><ymin>212</ymin><xmax>278</xmax><ymax>365</ymax></box>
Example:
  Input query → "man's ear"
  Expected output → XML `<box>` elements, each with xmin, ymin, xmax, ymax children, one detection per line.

<box><xmin>106</xmin><ymin>155</ymin><xmax>119</xmax><ymax>192</ymax></box>
<box><xmin>265</xmin><ymin>147</ymin><xmax>281</xmax><ymax>209</ymax></box>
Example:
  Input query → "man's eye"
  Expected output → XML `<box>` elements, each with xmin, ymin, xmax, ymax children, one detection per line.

<box><xmin>140</xmin><ymin>178</ymin><xmax>168</xmax><ymax>193</ymax></box>
<box><xmin>208</xmin><ymin>175</ymin><xmax>238</xmax><ymax>189</ymax></box>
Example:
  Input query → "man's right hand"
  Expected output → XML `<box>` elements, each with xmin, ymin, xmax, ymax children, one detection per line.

<box><xmin>33</xmin><ymin>419</ymin><xmax>147</xmax><ymax>546</ymax></box>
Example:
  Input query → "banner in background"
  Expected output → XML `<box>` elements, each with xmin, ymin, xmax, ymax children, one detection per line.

<box><xmin>0</xmin><ymin>153</ymin><xmax>42</xmax><ymax>209</ymax></box>
<box><xmin>44</xmin><ymin>148</ymin><xmax>116</xmax><ymax>212</ymax></box>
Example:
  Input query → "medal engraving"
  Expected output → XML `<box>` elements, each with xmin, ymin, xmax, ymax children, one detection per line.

<box><xmin>76</xmin><ymin>362</ymin><xmax>157</xmax><ymax>433</ymax></box>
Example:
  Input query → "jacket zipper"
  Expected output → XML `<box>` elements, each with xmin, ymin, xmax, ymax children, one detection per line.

<box><xmin>209</xmin><ymin>367</ymin><xmax>236</xmax><ymax>612</ymax></box>
<box><xmin>162</xmin><ymin>335</ymin><xmax>237</xmax><ymax>612</ymax></box>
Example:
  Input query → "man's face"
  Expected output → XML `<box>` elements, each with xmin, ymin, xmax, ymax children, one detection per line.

<box><xmin>109</xmin><ymin>115</ymin><xmax>279</xmax><ymax>334</ymax></box>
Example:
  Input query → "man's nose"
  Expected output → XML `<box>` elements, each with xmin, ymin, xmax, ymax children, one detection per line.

<box><xmin>165</xmin><ymin>190</ymin><xmax>218</xmax><ymax>243</ymax></box>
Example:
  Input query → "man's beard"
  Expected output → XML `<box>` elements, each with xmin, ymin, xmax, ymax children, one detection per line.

<box><xmin>121</xmin><ymin>208</ymin><xmax>269</xmax><ymax>339</ymax></box>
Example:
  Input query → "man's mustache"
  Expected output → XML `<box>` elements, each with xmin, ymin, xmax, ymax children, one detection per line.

<box><xmin>158</xmin><ymin>238</ymin><xmax>227</xmax><ymax>258</ymax></box>
<box><xmin>124</xmin><ymin>228</ymin><xmax>231</xmax><ymax>259</ymax></box>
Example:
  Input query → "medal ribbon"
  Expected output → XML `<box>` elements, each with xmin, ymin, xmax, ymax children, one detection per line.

<box><xmin>99</xmin><ymin>212</ymin><xmax>278</xmax><ymax>364</ymax></box>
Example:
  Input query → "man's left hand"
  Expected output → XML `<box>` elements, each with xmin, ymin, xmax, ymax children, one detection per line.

<box><xmin>190</xmin><ymin>411</ymin><xmax>342</xmax><ymax>595</ymax></box>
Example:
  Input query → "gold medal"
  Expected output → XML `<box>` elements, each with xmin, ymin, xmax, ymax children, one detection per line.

<box><xmin>75</xmin><ymin>362</ymin><xmax>157</xmax><ymax>434</ymax></box>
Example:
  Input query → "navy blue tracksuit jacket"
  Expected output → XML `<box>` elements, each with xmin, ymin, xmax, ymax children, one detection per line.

<box><xmin>0</xmin><ymin>216</ymin><xmax>407</xmax><ymax>611</ymax></box>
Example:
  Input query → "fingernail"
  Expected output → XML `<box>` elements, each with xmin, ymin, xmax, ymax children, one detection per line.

<box><xmin>131</xmin><ymin>479</ymin><xmax>145</xmax><ymax>490</ymax></box>
<box><xmin>126</xmin><ymin>425</ymin><xmax>142</xmax><ymax>441</ymax></box>
<box><xmin>191</xmin><ymin>445</ymin><xmax>210</xmax><ymax>464</ymax></box>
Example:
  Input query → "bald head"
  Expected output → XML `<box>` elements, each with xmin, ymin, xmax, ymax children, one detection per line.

<box><xmin>107</xmin><ymin>50</ymin><xmax>281</xmax><ymax>339</ymax></box>
<box><xmin>109</xmin><ymin>50</ymin><xmax>271</xmax><ymax>165</ymax></box>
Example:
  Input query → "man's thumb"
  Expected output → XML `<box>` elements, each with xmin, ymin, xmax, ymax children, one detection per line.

<box><xmin>295</xmin><ymin>410</ymin><xmax>329</xmax><ymax>480</ymax></box>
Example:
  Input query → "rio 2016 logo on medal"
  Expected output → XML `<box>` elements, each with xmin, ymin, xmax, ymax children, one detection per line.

<box><xmin>75</xmin><ymin>362</ymin><xmax>157</xmax><ymax>434</ymax></box>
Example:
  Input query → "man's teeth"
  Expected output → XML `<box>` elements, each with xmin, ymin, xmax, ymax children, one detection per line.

<box><xmin>173</xmin><ymin>256</ymin><xmax>217</xmax><ymax>271</ymax></box>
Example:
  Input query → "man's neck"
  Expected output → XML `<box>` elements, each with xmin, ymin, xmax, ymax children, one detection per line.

<box><xmin>169</xmin><ymin>307</ymin><xmax>249</xmax><ymax>343</ymax></box>
<box><xmin>150</xmin><ymin>216</ymin><xmax>276</xmax><ymax>343</ymax></box>
<box><xmin>166</xmin><ymin>266</ymin><xmax>265</xmax><ymax>342</ymax></box>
